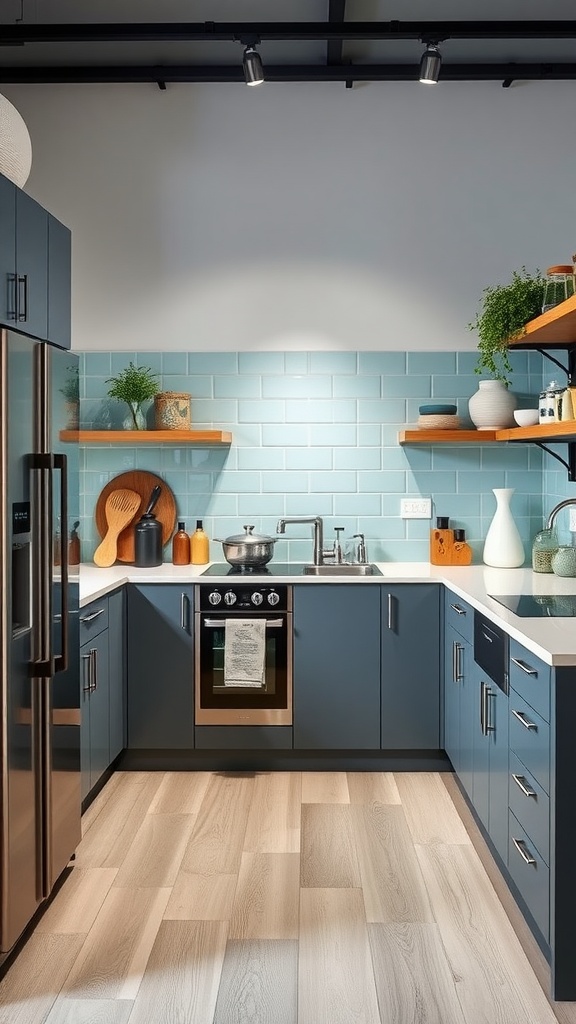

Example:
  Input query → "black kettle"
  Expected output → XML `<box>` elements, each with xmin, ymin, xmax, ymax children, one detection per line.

<box><xmin>134</xmin><ymin>485</ymin><xmax>163</xmax><ymax>567</ymax></box>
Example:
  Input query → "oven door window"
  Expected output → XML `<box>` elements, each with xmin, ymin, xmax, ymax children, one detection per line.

<box><xmin>198</xmin><ymin>614</ymin><xmax>289</xmax><ymax>709</ymax></box>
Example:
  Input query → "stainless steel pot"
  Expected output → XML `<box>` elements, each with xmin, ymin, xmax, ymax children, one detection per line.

<box><xmin>214</xmin><ymin>524</ymin><xmax>278</xmax><ymax>567</ymax></box>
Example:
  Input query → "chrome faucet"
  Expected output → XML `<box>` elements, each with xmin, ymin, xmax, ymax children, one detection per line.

<box><xmin>276</xmin><ymin>516</ymin><xmax>330</xmax><ymax>566</ymax></box>
<box><xmin>546</xmin><ymin>498</ymin><xmax>576</xmax><ymax>530</ymax></box>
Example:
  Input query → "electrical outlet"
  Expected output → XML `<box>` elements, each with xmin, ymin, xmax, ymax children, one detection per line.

<box><xmin>400</xmin><ymin>498</ymin><xmax>432</xmax><ymax>519</ymax></box>
<box><xmin>570</xmin><ymin>508</ymin><xmax>576</xmax><ymax>532</ymax></box>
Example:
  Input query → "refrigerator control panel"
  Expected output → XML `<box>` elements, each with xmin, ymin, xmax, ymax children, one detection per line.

<box><xmin>12</xmin><ymin>502</ymin><xmax>30</xmax><ymax>535</ymax></box>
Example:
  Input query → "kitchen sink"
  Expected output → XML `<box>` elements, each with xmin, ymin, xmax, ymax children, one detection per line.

<box><xmin>303</xmin><ymin>563</ymin><xmax>382</xmax><ymax>576</ymax></box>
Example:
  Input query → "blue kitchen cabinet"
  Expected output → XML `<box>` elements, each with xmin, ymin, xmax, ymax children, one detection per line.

<box><xmin>108</xmin><ymin>587</ymin><xmax>126</xmax><ymax>761</ymax></box>
<box><xmin>444</xmin><ymin>619</ymin><xmax>475</xmax><ymax>791</ymax></box>
<box><xmin>80</xmin><ymin>622</ymin><xmax>110</xmax><ymax>803</ymax></box>
<box><xmin>292</xmin><ymin>585</ymin><xmax>381</xmax><ymax>749</ymax></box>
<box><xmin>471</xmin><ymin>661</ymin><xmax>509</xmax><ymax>866</ymax></box>
<box><xmin>127</xmin><ymin>584</ymin><xmax>194</xmax><ymax>749</ymax></box>
<box><xmin>0</xmin><ymin>171</ymin><xmax>71</xmax><ymax>347</ymax></box>
<box><xmin>381</xmin><ymin>585</ymin><xmax>441</xmax><ymax>749</ymax></box>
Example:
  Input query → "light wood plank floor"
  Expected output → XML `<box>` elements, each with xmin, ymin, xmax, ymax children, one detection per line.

<box><xmin>0</xmin><ymin>770</ymin><xmax>572</xmax><ymax>1024</ymax></box>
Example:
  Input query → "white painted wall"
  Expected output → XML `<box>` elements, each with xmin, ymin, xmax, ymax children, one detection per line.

<box><xmin>3</xmin><ymin>80</ymin><xmax>576</xmax><ymax>351</ymax></box>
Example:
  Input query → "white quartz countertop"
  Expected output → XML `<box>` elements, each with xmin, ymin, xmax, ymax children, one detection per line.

<box><xmin>79</xmin><ymin>561</ymin><xmax>576</xmax><ymax>667</ymax></box>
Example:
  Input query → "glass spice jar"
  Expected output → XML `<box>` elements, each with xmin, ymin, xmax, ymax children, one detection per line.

<box><xmin>542</xmin><ymin>265</ymin><xmax>575</xmax><ymax>313</ymax></box>
<box><xmin>531</xmin><ymin>528</ymin><xmax>558</xmax><ymax>573</ymax></box>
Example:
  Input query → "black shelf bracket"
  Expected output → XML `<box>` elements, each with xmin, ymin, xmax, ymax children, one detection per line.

<box><xmin>531</xmin><ymin>441</ymin><xmax>576</xmax><ymax>481</ymax></box>
<box><xmin>535</xmin><ymin>346</ymin><xmax>570</xmax><ymax>378</ymax></box>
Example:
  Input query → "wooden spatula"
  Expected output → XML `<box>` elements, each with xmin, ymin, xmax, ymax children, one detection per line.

<box><xmin>93</xmin><ymin>488</ymin><xmax>141</xmax><ymax>567</ymax></box>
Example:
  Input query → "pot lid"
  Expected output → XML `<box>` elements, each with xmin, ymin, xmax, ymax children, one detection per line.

<box><xmin>222</xmin><ymin>524</ymin><xmax>277</xmax><ymax>545</ymax></box>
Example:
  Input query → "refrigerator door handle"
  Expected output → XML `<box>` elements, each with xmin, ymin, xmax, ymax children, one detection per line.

<box><xmin>29</xmin><ymin>452</ymin><xmax>53</xmax><ymax>677</ymax></box>
<box><xmin>52</xmin><ymin>453</ymin><xmax>68</xmax><ymax>674</ymax></box>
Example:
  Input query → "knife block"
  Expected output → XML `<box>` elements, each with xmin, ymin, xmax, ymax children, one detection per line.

<box><xmin>430</xmin><ymin>528</ymin><xmax>473</xmax><ymax>566</ymax></box>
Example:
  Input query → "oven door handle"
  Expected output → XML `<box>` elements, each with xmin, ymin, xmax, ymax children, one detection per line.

<box><xmin>203</xmin><ymin>617</ymin><xmax>284</xmax><ymax>628</ymax></box>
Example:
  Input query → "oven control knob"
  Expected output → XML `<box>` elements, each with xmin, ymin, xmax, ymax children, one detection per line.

<box><xmin>267</xmin><ymin>591</ymin><xmax>280</xmax><ymax>606</ymax></box>
<box><xmin>208</xmin><ymin>591</ymin><xmax>222</xmax><ymax>606</ymax></box>
<box><xmin>251</xmin><ymin>592</ymin><xmax>263</xmax><ymax>606</ymax></box>
<box><xmin>224</xmin><ymin>591</ymin><xmax>237</xmax><ymax>606</ymax></box>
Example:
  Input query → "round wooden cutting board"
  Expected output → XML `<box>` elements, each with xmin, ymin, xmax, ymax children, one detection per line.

<box><xmin>95</xmin><ymin>471</ymin><xmax>177</xmax><ymax>563</ymax></box>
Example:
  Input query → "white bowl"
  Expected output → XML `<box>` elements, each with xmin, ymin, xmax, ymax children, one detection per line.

<box><xmin>513</xmin><ymin>409</ymin><xmax>539</xmax><ymax>427</ymax></box>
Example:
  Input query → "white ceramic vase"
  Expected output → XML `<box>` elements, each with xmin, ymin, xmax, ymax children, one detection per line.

<box><xmin>483</xmin><ymin>488</ymin><xmax>525</xmax><ymax>568</ymax></box>
<box><xmin>469</xmin><ymin>379</ymin><xmax>517</xmax><ymax>430</ymax></box>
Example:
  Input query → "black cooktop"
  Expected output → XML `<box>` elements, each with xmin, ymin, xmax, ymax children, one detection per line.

<box><xmin>199</xmin><ymin>563</ymin><xmax>307</xmax><ymax>578</ymax></box>
<box><xmin>489</xmin><ymin>594</ymin><xmax>576</xmax><ymax>617</ymax></box>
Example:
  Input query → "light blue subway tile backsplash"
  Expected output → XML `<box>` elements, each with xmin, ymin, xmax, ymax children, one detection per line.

<box><xmin>78</xmin><ymin>349</ymin><xmax>548</xmax><ymax>562</ymax></box>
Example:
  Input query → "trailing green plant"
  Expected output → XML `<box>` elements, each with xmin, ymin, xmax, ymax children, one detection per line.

<box><xmin>468</xmin><ymin>267</ymin><xmax>545</xmax><ymax>385</ymax></box>
<box><xmin>106</xmin><ymin>361</ymin><xmax>159</xmax><ymax>429</ymax></box>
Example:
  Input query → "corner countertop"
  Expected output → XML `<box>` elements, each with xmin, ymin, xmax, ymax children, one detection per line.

<box><xmin>79</xmin><ymin>561</ymin><xmax>576</xmax><ymax>667</ymax></box>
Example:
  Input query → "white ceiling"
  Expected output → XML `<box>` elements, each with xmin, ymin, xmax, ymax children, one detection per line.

<box><xmin>1</xmin><ymin>1</ymin><xmax>576</xmax><ymax>81</ymax></box>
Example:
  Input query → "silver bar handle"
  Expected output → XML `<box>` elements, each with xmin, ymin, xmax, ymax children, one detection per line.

<box><xmin>450</xmin><ymin>603</ymin><xmax>466</xmax><ymax>615</ymax></box>
<box><xmin>180</xmin><ymin>592</ymin><xmax>191</xmax><ymax>632</ymax></box>
<box><xmin>485</xmin><ymin>686</ymin><xmax>494</xmax><ymax>733</ymax></box>
<box><xmin>204</xmin><ymin>617</ymin><xmax>283</xmax><ymax>628</ymax></box>
<box><xmin>511</xmin><ymin>773</ymin><xmax>537</xmax><ymax>799</ymax></box>
<box><xmin>90</xmin><ymin>647</ymin><xmax>98</xmax><ymax>691</ymax></box>
<box><xmin>480</xmin><ymin>681</ymin><xmax>485</xmax><ymax>735</ymax></box>
<box><xmin>53</xmin><ymin>452</ymin><xmax>68</xmax><ymax>673</ymax></box>
<box><xmin>511</xmin><ymin>709</ymin><xmax>538</xmax><ymax>730</ymax></box>
<box><xmin>387</xmin><ymin>593</ymin><xmax>397</xmax><ymax>631</ymax></box>
<box><xmin>512</xmin><ymin>837</ymin><xmax>537</xmax><ymax>866</ymax></box>
<box><xmin>80</xmin><ymin>607</ymin><xmax>105</xmax><ymax>624</ymax></box>
<box><xmin>510</xmin><ymin>657</ymin><xmax>538</xmax><ymax>676</ymax></box>
<box><xmin>453</xmin><ymin>642</ymin><xmax>464</xmax><ymax>682</ymax></box>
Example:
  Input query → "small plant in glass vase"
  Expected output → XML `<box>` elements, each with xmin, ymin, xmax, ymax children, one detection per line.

<box><xmin>106</xmin><ymin>362</ymin><xmax>160</xmax><ymax>430</ymax></box>
<box><xmin>467</xmin><ymin>267</ymin><xmax>545</xmax><ymax>429</ymax></box>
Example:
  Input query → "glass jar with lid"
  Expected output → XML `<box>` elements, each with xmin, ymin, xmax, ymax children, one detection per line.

<box><xmin>531</xmin><ymin>527</ymin><xmax>558</xmax><ymax>573</ymax></box>
<box><xmin>542</xmin><ymin>265</ymin><xmax>575</xmax><ymax>313</ymax></box>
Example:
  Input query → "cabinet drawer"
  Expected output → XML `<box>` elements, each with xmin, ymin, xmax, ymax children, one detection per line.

<box><xmin>508</xmin><ymin>751</ymin><xmax>549</xmax><ymax>865</ymax></box>
<box><xmin>79</xmin><ymin>599</ymin><xmax>109</xmax><ymax>644</ymax></box>
<box><xmin>509</xmin><ymin>639</ymin><xmax>550</xmax><ymax>722</ymax></box>
<box><xmin>445</xmin><ymin>591</ymin><xmax>474</xmax><ymax>644</ymax></box>
<box><xmin>508</xmin><ymin>810</ymin><xmax>549</xmax><ymax>943</ymax></box>
<box><xmin>509</xmin><ymin>693</ymin><xmax>550</xmax><ymax>795</ymax></box>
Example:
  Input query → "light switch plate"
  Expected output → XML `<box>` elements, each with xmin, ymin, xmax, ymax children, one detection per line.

<box><xmin>400</xmin><ymin>498</ymin><xmax>432</xmax><ymax>519</ymax></box>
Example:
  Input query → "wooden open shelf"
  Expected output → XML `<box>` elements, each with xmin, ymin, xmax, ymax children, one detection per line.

<box><xmin>508</xmin><ymin>294</ymin><xmax>576</xmax><ymax>348</ymax></box>
<box><xmin>399</xmin><ymin>422</ymin><xmax>576</xmax><ymax>445</ymax></box>
<box><xmin>60</xmin><ymin>429</ymin><xmax>232</xmax><ymax>444</ymax></box>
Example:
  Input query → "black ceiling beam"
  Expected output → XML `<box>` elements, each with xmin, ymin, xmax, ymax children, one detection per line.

<box><xmin>2</xmin><ymin>21</ymin><xmax>576</xmax><ymax>45</ymax></box>
<box><xmin>2</xmin><ymin>62</ymin><xmax>576</xmax><ymax>85</ymax></box>
<box><xmin>327</xmin><ymin>3</ymin><xmax>347</xmax><ymax>65</ymax></box>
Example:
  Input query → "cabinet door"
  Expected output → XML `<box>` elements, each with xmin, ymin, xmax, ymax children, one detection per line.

<box><xmin>488</xmin><ymin>683</ymin><xmax>509</xmax><ymax>866</ymax></box>
<box><xmin>458</xmin><ymin>644</ymin><xmax>476</xmax><ymax>800</ymax></box>
<box><xmin>472</xmin><ymin>665</ymin><xmax>490</xmax><ymax>832</ymax></box>
<box><xmin>444</xmin><ymin>622</ymin><xmax>464</xmax><ymax>771</ymax></box>
<box><xmin>381</xmin><ymin>585</ymin><xmax>440</xmax><ymax>749</ymax></box>
<box><xmin>15</xmin><ymin>189</ymin><xmax>48</xmax><ymax>340</ymax></box>
<box><xmin>127</xmin><ymin>584</ymin><xmax>194</xmax><ymax>749</ymax></box>
<box><xmin>293</xmin><ymin>585</ymin><xmax>381</xmax><ymax>749</ymax></box>
<box><xmin>108</xmin><ymin>588</ymin><xmax>126</xmax><ymax>762</ymax></box>
<box><xmin>0</xmin><ymin>174</ymin><xmax>16</xmax><ymax>326</ymax></box>
<box><xmin>80</xmin><ymin>630</ymin><xmax>110</xmax><ymax>798</ymax></box>
<box><xmin>47</xmin><ymin>215</ymin><xmax>71</xmax><ymax>350</ymax></box>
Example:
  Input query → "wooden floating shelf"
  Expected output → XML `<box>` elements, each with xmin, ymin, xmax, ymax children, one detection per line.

<box><xmin>60</xmin><ymin>429</ymin><xmax>232</xmax><ymax>444</ymax></box>
<box><xmin>399</xmin><ymin>423</ymin><xmax>576</xmax><ymax>445</ymax></box>
<box><xmin>507</xmin><ymin>293</ymin><xmax>576</xmax><ymax>348</ymax></box>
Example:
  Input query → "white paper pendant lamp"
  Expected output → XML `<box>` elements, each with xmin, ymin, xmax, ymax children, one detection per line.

<box><xmin>0</xmin><ymin>93</ymin><xmax>32</xmax><ymax>188</ymax></box>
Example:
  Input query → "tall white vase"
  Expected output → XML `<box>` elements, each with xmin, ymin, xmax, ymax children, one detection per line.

<box><xmin>469</xmin><ymin>379</ymin><xmax>517</xmax><ymax>429</ymax></box>
<box><xmin>483</xmin><ymin>488</ymin><xmax>525</xmax><ymax>568</ymax></box>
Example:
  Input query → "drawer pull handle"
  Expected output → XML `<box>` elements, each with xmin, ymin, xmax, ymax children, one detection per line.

<box><xmin>511</xmin><ymin>657</ymin><xmax>537</xmax><ymax>676</ymax></box>
<box><xmin>512</xmin><ymin>773</ymin><xmax>537</xmax><ymax>799</ymax></box>
<box><xmin>80</xmin><ymin>608</ymin><xmax>105</xmax><ymax>624</ymax></box>
<box><xmin>450</xmin><ymin>603</ymin><xmax>466</xmax><ymax>616</ymax></box>
<box><xmin>512</xmin><ymin>836</ymin><xmax>537</xmax><ymax>866</ymax></box>
<box><xmin>511</xmin><ymin>709</ymin><xmax>537</xmax><ymax>731</ymax></box>
<box><xmin>452</xmin><ymin>641</ymin><xmax>464</xmax><ymax>683</ymax></box>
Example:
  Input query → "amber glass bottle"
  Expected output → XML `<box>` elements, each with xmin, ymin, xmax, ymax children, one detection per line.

<box><xmin>172</xmin><ymin>521</ymin><xmax>191</xmax><ymax>565</ymax></box>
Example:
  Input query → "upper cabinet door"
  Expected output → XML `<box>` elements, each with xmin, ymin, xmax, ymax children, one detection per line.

<box><xmin>15</xmin><ymin>188</ymin><xmax>48</xmax><ymax>340</ymax></box>
<box><xmin>47</xmin><ymin>215</ymin><xmax>71</xmax><ymax>350</ymax></box>
<box><xmin>0</xmin><ymin>174</ymin><xmax>17</xmax><ymax>325</ymax></box>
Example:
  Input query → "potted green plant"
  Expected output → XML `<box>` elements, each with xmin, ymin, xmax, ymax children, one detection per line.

<box><xmin>106</xmin><ymin>361</ymin><xmax>160</xmax><ymax>430</ymax></box>
<box><xmin>468</xmin><ymin>266</ymin><xmax>545</xmax><ymax>385</ymax></box>
<box><xmin>60</xmin><ymin>364</ymin><xmax>80</xmax><ymax>428</ymax></box>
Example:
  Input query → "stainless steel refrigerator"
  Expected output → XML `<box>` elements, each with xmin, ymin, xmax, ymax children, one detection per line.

<box><xmin>1</xmin><ymin>328</ymin><xmax>80</xmax><ymax>960</ymax></box>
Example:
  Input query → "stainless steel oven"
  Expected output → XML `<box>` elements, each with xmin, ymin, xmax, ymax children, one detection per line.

<box><xmin>194</xmin><ymin>582</ymin><xmax>292</xmax><ymax>725</ymax></box>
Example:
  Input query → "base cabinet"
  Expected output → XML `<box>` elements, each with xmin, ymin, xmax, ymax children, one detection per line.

<box><xmin>127</xmin><ymin>584</ymin><xmax>194</xmax><ymax>749</ymax></box>
<box><xmin>471</xmin><ymin>664</ymin><xmax>509</xmax><ymax>867</ymax></box>
<box><xmin>80</xmin><ymin>620</ymin><xmax>110</xmax><ymax>802</ymax></box>
<box><xmin>381</xmin><ymin>584</ymin><xmax>440</xmax><ymax>749</ymax></box>
<box><xmin>293</xmin><ymin>585</ymin><xmax>381</xmax><ymax>749</ymax></box>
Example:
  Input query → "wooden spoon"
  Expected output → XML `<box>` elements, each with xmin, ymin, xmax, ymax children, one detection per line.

<box><xmin>93</xmin><ymin>489</ymin><xmax>141</xmax><ymax>567</ymax></box>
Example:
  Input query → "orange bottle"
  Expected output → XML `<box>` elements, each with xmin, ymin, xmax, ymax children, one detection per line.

<box><xmin>190</xmin><ymin>519</ymin><xmax>210</xmax><ymax>565</ymax></box>
<box><xmin>172</xmin><ymin>521</ymin><xmax>191</xmax><ymax>565</ymax></box>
